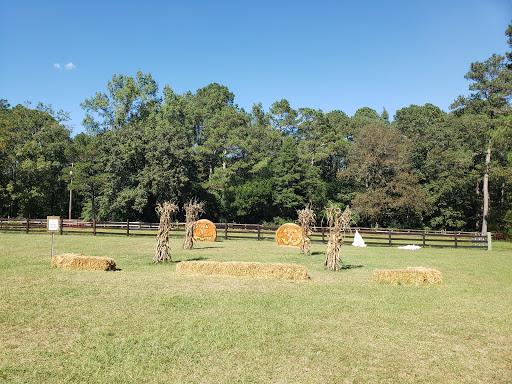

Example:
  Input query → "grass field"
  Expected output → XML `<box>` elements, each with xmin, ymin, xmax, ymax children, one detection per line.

<box><xmin>1</xmin><ymin>232</ymin><xmax>511</xmax><ymax>383</ymax></box>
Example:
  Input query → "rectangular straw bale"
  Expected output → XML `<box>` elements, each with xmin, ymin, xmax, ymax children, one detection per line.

<box><xmin>373</xmin><ymin>266</ymin><xmax>442</xmax><ymax>286</ymax></box>
<box><xmin>176</xmin><ymin>261</ymin><xmax>309</xmax><ymax>281</ymax></box>
<box><xmin>51</xmin><ymin>253</ymin><xmax>116</xmax><ymax>271</ymax></box>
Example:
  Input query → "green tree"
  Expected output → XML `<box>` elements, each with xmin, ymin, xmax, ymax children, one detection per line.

<box><xmin>268</xmin><ymin>99</ymin><xmax>298</xmax><ymax>135</ymax></box>
<box><xmin>63</xmin><ymin>133</ymin><xmax>107</xmax><ymax>222</ymax></box>
<box><xmin>0</xmin><ymin>102</ymin><xmax>71</xmax><ymax>218</ymax></box>
<box><xmin>451</xmin><ymin>50</ymin><xmax>512</xmax><ymax>233</ymax></box>
<box><xmin>81</xmin><ymin>71</ymin><xmax>159</xmax><ymax>132</ymax></box>
<box><xmin>346</xmin><ymin>123</ymin><xmax>429</xmax><ymax>227</ymax></box>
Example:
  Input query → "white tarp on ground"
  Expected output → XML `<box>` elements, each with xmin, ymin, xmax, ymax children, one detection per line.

<box><xmin>352</xmin><ymin>231</ymin><xmax>367</xmax><ymax>247</ymax></box>
<box><xmin>397</xmin><ymin>245</ymin><xmax>422</xmax><ymax>250</ymax></box>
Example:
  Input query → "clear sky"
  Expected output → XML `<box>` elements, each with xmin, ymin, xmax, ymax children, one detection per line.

<box><xmin>1</xmin><ymin>0</ymin><xmax>511</xmax><ymax>134</ymax></box>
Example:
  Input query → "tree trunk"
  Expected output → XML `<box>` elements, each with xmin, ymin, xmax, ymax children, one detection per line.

<box><xmin>481</xmin><ymin>144</ymin><xmax>491</xmax><ymax>235</ymax></box>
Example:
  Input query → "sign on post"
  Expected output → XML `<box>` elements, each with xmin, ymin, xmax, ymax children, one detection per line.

<box><xmin>47</xmin><ymin>216</ymin><xmax>60</xmax><ymax>232</ymax></box>
<box><xmin>47</xmin><ymin>216</ymin><xmax>60</xmax><ymax>258</ymax></box>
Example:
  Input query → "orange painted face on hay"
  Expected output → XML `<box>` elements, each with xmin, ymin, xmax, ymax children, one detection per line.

<box><xmin>193</xmin><ymin>219</ymin><xmax>217</xmax><ymax>242</ymax></box>
<box><xmin>275</xmin><ymin>223</ymin><xmax>303</xmax><ymax>247</ymax></box>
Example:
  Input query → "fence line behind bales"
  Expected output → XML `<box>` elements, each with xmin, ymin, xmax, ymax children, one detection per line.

<box><xmin>0</xmin><ymin>218</ymin><xmax>493</xmax><ymax>249</ymax></box>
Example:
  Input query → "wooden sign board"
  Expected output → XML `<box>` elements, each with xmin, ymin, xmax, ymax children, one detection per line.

<box><xmin>47</xmin><ymin>216</ymin><xmax>60</xmax><ymax>232</ymax></box>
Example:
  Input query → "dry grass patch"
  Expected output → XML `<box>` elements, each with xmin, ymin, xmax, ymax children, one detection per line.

<box><xmin>51</xmin><ymin>253</ymin><xmax>116</xmax><ymax>271</ymax></box>
<box><xmin>373</xmin><ymin>266</ymin><xmax>443</xmax><ymax>286</ymax></box>
<box><xmin>176</xmin><ymin>260</ymin><xmax>310</xmax><ymax>281</ymax></box>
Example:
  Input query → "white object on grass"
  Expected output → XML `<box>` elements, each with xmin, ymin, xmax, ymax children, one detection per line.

<box><xmin>397</xmin><ymin>245</ymin><xmax>421</xmax><ymax>250</ymax></box>
<box><xmin>352</xmin><ymin>231</ymin><xmax>367</xmax><ymax>247</ymax></box>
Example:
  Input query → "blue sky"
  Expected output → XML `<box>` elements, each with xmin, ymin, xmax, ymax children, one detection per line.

<box><xmin>1</xmin><ymin>0</ymin><xmax>511</xmax><ymax>134</ymax></box>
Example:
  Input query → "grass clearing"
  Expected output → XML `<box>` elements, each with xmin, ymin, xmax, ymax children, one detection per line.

<box><xmin>1</xmin><ymin>232</ymin><xmax>511</xmax><ymax>383</ymax></box>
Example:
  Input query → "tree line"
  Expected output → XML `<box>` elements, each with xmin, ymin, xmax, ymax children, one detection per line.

<box><xmin>1</xmin><ymin>24</ymin><xmax>511</xmax><ymax>234</ymax></box>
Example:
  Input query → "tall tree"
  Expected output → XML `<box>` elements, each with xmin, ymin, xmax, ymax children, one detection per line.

<box><xmin>63</xmin><ymin>133</ymin><xmax>106</xmax><ymax>222</ymax></box>
<box><xmin>346</xmin><ymin>123</ymin><xmax>429</xmax><ymax>227</ymax></box>
<box><xmin>0</xmin><ymin>102</ymin><xmax>71</xmax><ymax>218</ymax></box>
<box><xmin>451</xmin><ymin>50</ymin><xmax>512</xmax><ymax>233</ymax></box>
<box><xmin>81</xmin><ymin>71</ymin><xmax>160</xmax><ymax>132</ymax></box>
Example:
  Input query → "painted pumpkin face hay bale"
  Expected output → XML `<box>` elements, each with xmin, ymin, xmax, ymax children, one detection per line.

<box><xmin>51</xmin><ymin>253</ymin><xmax>116</xmax><ymax>271</ymax></box>
<box><xmin>275</xmin><ymin>223</ymin><xmax>303</xmax><ymax>247</ymax></box>
<box><xmin>373</xmin><ymin>267</ymin><xmax>443</xmax><ymax>286</ymax></box>
<box><xmin>193</xmin><ymin>219</ymin><xmax>217</xmax><ymax>242</ymax></box>
<box><xmin>176</xmin><ymin>261</ymin><xmax>310</xmax><ymax>281</ymax></box>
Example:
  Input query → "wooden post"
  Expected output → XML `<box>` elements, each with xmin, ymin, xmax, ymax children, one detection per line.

<box><xmin>454</xmin><ymin>233</ymin><xmax>458</xmax><ymax>248</ymax></box>
<box><xmin>422</xmin><ymin>231</ymin><xmax>426</xmax><ymax>247</ymax></box>
<box><xmin>388</xmin><ymin>231</ymin><xmax>392</xmax><ymax>247</ymax></box>
<box><xmin>60</xmin><ymin>217</ymin><xmax>64</xmax><ymax>235</ymax></box>
<box><xmin>26</xmin><ymin>217</ymin><xmax>30</xmax><ymax>233</ymax></box>
<box><xmin>224</xmin><ymin>223</ymin><xmax>228</xmax><ymax>240</ymax></box>
<box><xmin>93</xmin><ymin>220</ymin><xmax>96</xmax><ymax>236</ymax></box>
<box><xmin>127</xmin><ymin>220</ymin><xmax>130</xmax><ymax>236</ymax></box>
<box><xmin>257</xmin><ymin>224</ymin><xmax>261</xmax><ymax>240</ymax></box>
<box><xmin>487</xmin><ymin>232</ymin><xmax>492</xmax><ymax>251</ymax></box>
<box><xmin>322</xmin><ymin>226</ymin><xmax>325</xmax><ymax>243</ymax></box>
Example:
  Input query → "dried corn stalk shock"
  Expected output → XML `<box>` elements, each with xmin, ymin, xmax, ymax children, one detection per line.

<box><xmin>153</xmin><ymin>201</ymin><xmax>179</xmax><ymax>263</ymax></box>
<box><xmin>183</xmin><ymin>199</ymin><xmax>205</xmax><ymax>250</ymax></box>
<box><xmin>297</xmin><ymin>204</ymin><xmax>316</xmax><ymax>255</ymax></box>
<box><xmin>324</xmin><ymin>204</ymin><xmax>352</xmax><ymax>271</ymax></box>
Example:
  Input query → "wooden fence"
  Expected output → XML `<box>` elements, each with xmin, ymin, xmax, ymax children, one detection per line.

<box><xmin>0</xmin><ymin>218</ymin><xmax>491</xmax><ymax>249</ymax></box>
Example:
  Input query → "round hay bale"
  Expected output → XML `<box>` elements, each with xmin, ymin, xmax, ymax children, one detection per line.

<box><xmin>275</xmin><ymin>223</ymin><xmax>303</xmax><ymax>247</ymax></box>
<box><xmin>193</xmin><ymin>219</ymin><xmax>217</xmax><ymax>242</ymax></box>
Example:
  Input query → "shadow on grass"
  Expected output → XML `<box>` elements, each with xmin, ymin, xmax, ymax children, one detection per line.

<box><xmin>178</xmin><ymin>257</ymin><xmax>209</xmax><ymax>262</ymax></box>
<box><xmin>311</xmin><ymin>251</ymin><xmax>324</xmax><ymax>255</ymax></box>
<box><xmin>341</xmin><ymin>264</ymin><xmax>363</xmax><ymax>270</ymax></box>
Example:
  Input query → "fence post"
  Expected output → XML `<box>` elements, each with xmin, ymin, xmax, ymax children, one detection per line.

<box><xmin>93</xmin><ymin>220</ymin><xmax>96</xmax><ymax>236</ymax></box>
<box><xmin>487</xmin><ymin>232</ymin><xmax>492</xmax><ymax>251</ymax></box>
<box><xmin>127</xmin><ymin>220</ymin><xmax>130</xmax><ymax>236</ymax></box>
<box><xmin>388</xmin><ymin>231</ymin><xmax>392</xmax><ymax>247</ymax></box>
<box><xmin>26</xmin><ymin>218</ymin><xmax>30</xmax><ymax>234</ymax></box>
<box><xmin>454</xmin><ymin>233</ymin><xmax>457</xmax><ymax>248</ymax></box>
<box><xmin>257</xmin><ymin>224</ymin><xmax>261</xmax><ymax>241</ymax></box>
<box><xmin>224</xmin><ymin>223</ymin><xmax>228</xmax><ymax>240</ymax></box>
<box><xmin>60</xmin><ymin>217</ymin><xmax>64</xmax><ymax>235</ymax></box>
<box><xmin>422</xmin><ymin>231</ymin><xmax>426</xmax><ymax>247</ymax></box>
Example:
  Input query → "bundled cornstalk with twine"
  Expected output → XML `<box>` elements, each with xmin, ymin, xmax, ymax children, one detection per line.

<box><xmin>297</xmin><ymin>204</ymin><xmax>316</xmax><ymax>255</ymax></box>
<box><xmin>183</xmin><ymin>199</ymin><xmax>205</xmax><ymax>249</ymax></box>
<box><xmin>153</xmin><ymin>201</ymin><xmax>179</xmax><ymax>263</ymax></box>
<box><xmin>324</xmin><ymin>204</ymin><xmax>352</xmax><ymax>271</ymax></box>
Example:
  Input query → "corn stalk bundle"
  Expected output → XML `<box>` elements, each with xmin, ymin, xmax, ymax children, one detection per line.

<box><xmin>324</xmin><ymin>204</ymin><xmax>352</xmax><ymax>271</ymax></box>
<box><xmin>183</xmin><ymin>199</ymin><xmax>204</xmax><ymax>249</ymax></box>
<box><xmin>153</xmin><ymin>201</ymin><xmax>179</xmax><ymax>263</ymax></box>
<box><xmin>297</xmin><ymin>204</ymin><xmax>316</xmax><ymax>255</ymax></box>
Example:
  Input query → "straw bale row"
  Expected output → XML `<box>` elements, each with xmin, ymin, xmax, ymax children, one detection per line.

<box><xmin>51</xmin><ymin>253</ymin><xmax>116</xmax><ymax>271</ymax></box>
<box><xmin>176</xmin><ymin>260</ymin><xmax>310</xmax><ymax>281</ymax></box>
<box><xmin>373</xmin><ymin>267</ymin><xmax>442</xmax><ymax>286</ymax></box>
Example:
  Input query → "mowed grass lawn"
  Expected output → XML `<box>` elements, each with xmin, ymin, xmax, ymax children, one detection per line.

<box><xmin>0</xmin><ymin>232</ymin><xmax>511</xmax><ymax>383</ymax></box>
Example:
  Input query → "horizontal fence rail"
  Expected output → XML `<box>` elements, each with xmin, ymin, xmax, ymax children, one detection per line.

<box><xmin>0</xmin><ymin>218</ymin><xmax>493</xmax><ymax>249</ymax></box>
